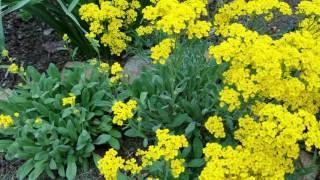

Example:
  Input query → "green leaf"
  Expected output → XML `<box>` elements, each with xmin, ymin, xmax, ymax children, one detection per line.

<box><xmin>1</xmin><ymin>0</ymin><xmax>32</xmax><ymax>16</ymax></box>
<box><xmin>94</xmin><ymin>134</ymin><xmax>111</xmax><ymax>145</ymax></box>
<box><xmin>185</xmin><ymin>122</ymin><xmax>196</xmax><ymax>135</ymax></box>
<box><xmin>81</xmin><ymin>88</ymin><xmax>90</xmax><ymax>106</ymax></box>
<box><xmin>117</xmin><ymin>171</ymin><xmax>128</xmax><ymax>180</ymax></box>
<box><xmin>45</xmin><ymin>167</ymin><xmax>56</xmax><ymax>179</ymax></box>
<box><xmin>16</xmin><ymin>159</ymin><xmax>34</xmax><ymax>180</ymax></box>
<box><xmin>193</xmin><ymin>137</ymin><xmax>203</xmax><ymax>158</ymax></box>
<box><xmin>62</xmin><ymin>108</ymin><xmax>72</xmax><ymax>118</ymax></box>
<box><xmin>76</xmin><ymin>130</ymin><xmax>91</xmax><ymax>150</ymax></box>
<box><xmin>91</xmin><ymin>90</ymin><xmax>105</xmax><ymax>103</ymax></box>
<box><xmin>49</xmin><ymin>158</ymin><xmax>57</xmax><ymax>170</ymax></box>
<box><xmin>168</xmin><ymin>114</ymin><xmax>191</xmax><ymax>128</ymax></box>
<box><xmin>58</xmin><ymin>165</ymin><xmax>65</xmax><ymax>177</ymax></box>
<box><xmin>71</xmin><ymin>84</ymin><xmax>83</xmax><ymax>96</ymax></box>
<box><xmin>32</xmin><ymin>101</ymin><xmax>49</xmax><ymax>116</ymax></box>
<box><xmin>26</xmin><ymin>66</ymin><xmax>41</xmax><ymax>81</ymax></box>
<box><xmin>124</xmin><ymin>128</ymin><xmax>145</xmax><ymax>138</ymax></box>
<box><xmin>34</xmin><ymin>151</ymin><xmax>49</xmax><ymax>161</ymax></box>
<box><xmin>28</xmin><ymin>160</ymin><xmax>46</xmax><ymax>180</ymax></box>
<box><xmin>47</xmin><ymin>63</ymin><xmax>60</xmax><ymax>80</ymax></box>
<box><xmin>66</xmin><ymin>155</ymin><xmax>77</xmax><ymax>180</ymax></box>
<box><xmin>187</xmin><ymin>158</ymin><xmax>205</xmax><ymax>168</ymax></box>
<box><xmin>181</xmin><ymin>146</ymin><xmax>192</xmax><ymax>158</ymax></box>
<box><xmin>93</xmin><ymin>153</ymin><xmax>101</xmax><ymax>168</ymax></box>
<box><xmin>0</xmin><ymin>1</ymin><xmax>5</xmax><ymax>51</ymax></box>
<box><xmin>0</xmin><ymin>139</ymin><xmax>13</xmax><ymax>150</ymax></box>
<box><xmin>108</xmin><ymin>137</ymin><xmax>120</xmax><ymax>150</ymax></box>
<box><xmin>140</xmin><ymin>92</ymin><xmax>148</xmax><ymax>103</ymax></box>
<box><xmin>109</xmin><ymin>129</ymin><xmax>122</xmax><ymax>138</ymax></box>
<box><xmin>56</xmin><ymin>0</ymin><xmax>86</xmax><ymax>33</ymax></box>
<box><xmin>67</xmin><ymin>0</ymin><xmax>80</xmax><ymax>12</ymax></box>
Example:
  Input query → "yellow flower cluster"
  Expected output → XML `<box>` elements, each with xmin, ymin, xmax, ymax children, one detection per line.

<box><xmin>297</xmin><ymin>0</ymin><xmax>320</xmax><ymax>16</ymax></box>
<box><xmin>111</xmin><ymin>99</ymin><xmax>137</xmax><ymax>126</ymax></box>
<box><xmin>201</xmin><ymin>1</ymin><xmax>320</xmax><ymax>179</ymax></box>
<box><xmin>8</xmin><ymin>63</ymin><xmax>23</xmax><ymax>74</ymax></box>
<box><xmin>98</xmin><ymin>62</ymin><xmax>109</xmax><ymax>73</ymax></box>
<box><xmin>79</xmin><ymin>0</ymin><xmax>141</xmax><ymax>55</ymax></box>
<box><xmin>110</xmin><ymin>62</ymin><xmax>124</xmax><ymax>83</ymax></box>
<box><xmin>62</xmin><ymin>94</ymin><xmax>76</xmax><ymax>106</ymax></box>
<box><xmin>297</xmin><ymin>0</ymin><xmax>320</xmax><ymax>36</ymax></box>
<box><xmin>35</xmin><ymin>117</ymin><xmax>42</xmax><ymax>125</ymax></box>
<box><xmin>62</xmin><ymin>34</ymin><xmax>70</xmax><ymax>43</ymax></box>
<box><xmin>1</xmin><ymin>49</ymin><xmax>9</xmax><ymax>57</ymax></box>
<box><xmin>209</xmin><ymin>0</ymin><xmax>320</xmax><ymax>114</ymax></box>
<box><xmin>213</xmin><ymin>0</ymin><xmax>292</xmax><ymax>36</ymax></box>
<box><xmin>138</xmin><ymin>0</ymin><xmax>211</xmax><ymax>64</ymax></box>
<box><xmin>204</xmin><ymin>116</ymin><xmax>225</xmax><ymax>138</ymax></box>
<box><xmin>170</xmin><ymin>159</ymin><xmax>185</xmax><ymax>178</ymax></box>
<box><xmin>200</xmin><ymin>103</ymin><xmax>320</xmax><ymax>179</ymax></box>
<box><xmin>140</xmin><ymin>0</ymin><xmax>210</xmax><ymax>37</ymax></box>
<box><xmin>0</xmin><ymin>114</ymin><xmax>14</xmax><ymax>128</ymax></box>
<box><xmin>150</xmin><ymin>38</ymin><xmax>176</xmax><ymax>64</ymax></box>
<box><xmin>98</xmin><ymin>129</ymin><xmax>188</xmax><ymax>179</ymax></box>
<box><xmin>8</xmin><ymin>63</ymin><xmax>19</xmax><ymax>74</ymax></box>
<box><xmin>136</xmin><ymin>129</ymin><xmax>188</xmax><ymax>167</ymax></box>
<box><xmin>219</xmin><ymin>87</ymin><xmax>241</xmax><ymax>112</ymax></box>
<box><xmin>98</xmin><ymin>148</ymin><xmax>126</xmax><ymax>180</ymax></box>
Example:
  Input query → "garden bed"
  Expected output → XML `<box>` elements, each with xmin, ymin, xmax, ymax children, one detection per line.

<box><xmin>0</xmin><ymin>0</ymin><xmax>320</xmax><ymax>180</ymax></box>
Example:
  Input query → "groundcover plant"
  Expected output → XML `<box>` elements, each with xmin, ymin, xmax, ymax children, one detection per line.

<box><xmin>0</xmin><ymin>0</ymin><xmax>320</xmax><ymax>179</ymax></box>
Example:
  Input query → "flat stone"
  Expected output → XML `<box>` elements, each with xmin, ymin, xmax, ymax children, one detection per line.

<box><xmin>43</xmin><ymin>28</ymin><xmax>54</xmax><ymax>36</ymax></box>
<box><xmin>123</xmin><ymin>55</ymin><xmax>150</xmax><ymax>83</ymax></box>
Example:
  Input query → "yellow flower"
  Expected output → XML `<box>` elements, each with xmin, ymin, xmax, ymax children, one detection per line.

<box><xmin>62</xmin><ymin>94</ymin><xmax>76</xmax><ymax>106</ymax></box>
<box><xmin>63</xmin><ymin>34</ymin><xmax>69</xmax><ymax>42</ymax></box>
<box><xmin>0</xmin><ymin>114</ymin><xmax>14</xmax><ymax>128</ymax></box>
<box><xmin>35</xmin><ymin>117</ymin><xmax>42</xmax><ymax>125</ymax></box>
<box><xmin>187</xmin><ymin>21</ymin><xmax>212</xmax><ymax>39</ymax></box>
<box><xmin>123</xmin><ymin>158</ymin><xmax>142</xmax><ymax>175</ymax></box>
<box><xmin>151</xmin><ymin>38</ymin><xmax>176</xmax><ymax>64</ymax></box>
<box><xmin>112</xmin><ymin>99</ymin><xmax>137</xmax><ymax>126</ymax></box>
<box><xmin>142</xmin><ymin>0</ymin><xmax>209</xmax><ymax>36</ymax></box>
<box><xmin>205</xmin><ymin>116</ymin><xmax>226</xmax><ymax>138</ymax></box>
<box><xmin>98</xmin><ymin>129</ymin><xmax>188</xmax><ymax>179</ymax></box>
<box><xmin>79</xmin><ymin>0</ymin><xmax>140</xmax><ymax>55</ymax></box>
<box><xmin>88</xmin><ymin>58</ymin><xmax>97</xmax><ymax>65</ymax></box>
<box><xmin>136</xmin><ymin>129</ymin><xmax>188</xmax><ymax>167</ymax></box>
<box><xmin>8</xmin><ymin>63</ymin><xmax>19</xmax><ymax>74</ymax></box>
<box><xmin>170</xmin><ymin>159</ymin><xmax>185</xmax><ymax>178</ymax></box>
<box><xmin>219</xmin><ymin>87</ymin><xmax>241</xmax><ymax>112</ymax></box>
<box><xmin>98</xmin><ymin>148</ymin><xmax>126</xmax><ymax>180</ymax></box>
<box><xmin>1</xmin><ymin>49</ymin><xmax>9</xmax><ymax>57</ymax></box>
<box><xmin>136</xmin><ymin>26</ymin><xmax>154</xmax><ymax>36</ymax></box>
<box><xmin>14</xmin><ymin>112</ymin><xmax>20</xmax><ymax>118</ymax></box>
<box><xmin>110</xmin><ymin>62</ymin><xmax>123</xmax><ymax>83</ymax></box>
<box><xmin>98</xmin><ymin>62</ymin><xmax>110</xmax><ymax>73</ymax></box>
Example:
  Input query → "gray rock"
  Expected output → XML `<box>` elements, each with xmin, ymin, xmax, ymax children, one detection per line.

<box><xmin>123</xmin><ymin>55</ymin><xmax>150</xmax><ymax>83</ymax></box>
<box><xmin>43</xmin><ymin>28</ymin><xmax>54</xmax><ymax>36</ymax></box>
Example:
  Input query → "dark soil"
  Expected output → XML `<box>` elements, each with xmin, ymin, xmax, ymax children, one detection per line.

<box><xmin>0</xmin><ymin>12</ymin><xmax>69</xmax><ymax>88</ymax></box>
<box><xmin>0</xmin><ymin>12</ymin><xmax>70</xmax><ymax>179</ymax></box>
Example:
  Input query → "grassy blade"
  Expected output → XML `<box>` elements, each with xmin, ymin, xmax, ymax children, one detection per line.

<box><xmin>67</xmin><ymin>0</ymin><xmax>80</xmax><ymax>13</ymax></box>
<box><xmin>0</xmin><ymin>1</ymin><xmax>5</xmax><ymax>50</ymax></box>
<box><xmin>0</xmin><ymin>0</ymin><xmax>33</xmax><ymax>16</ymax></box>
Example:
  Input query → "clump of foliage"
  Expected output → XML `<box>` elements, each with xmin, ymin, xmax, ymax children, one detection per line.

<box><xmin>0</xmin><ymin>63</ymin><xmax>132</xmax><ymax>179</ymax></box>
